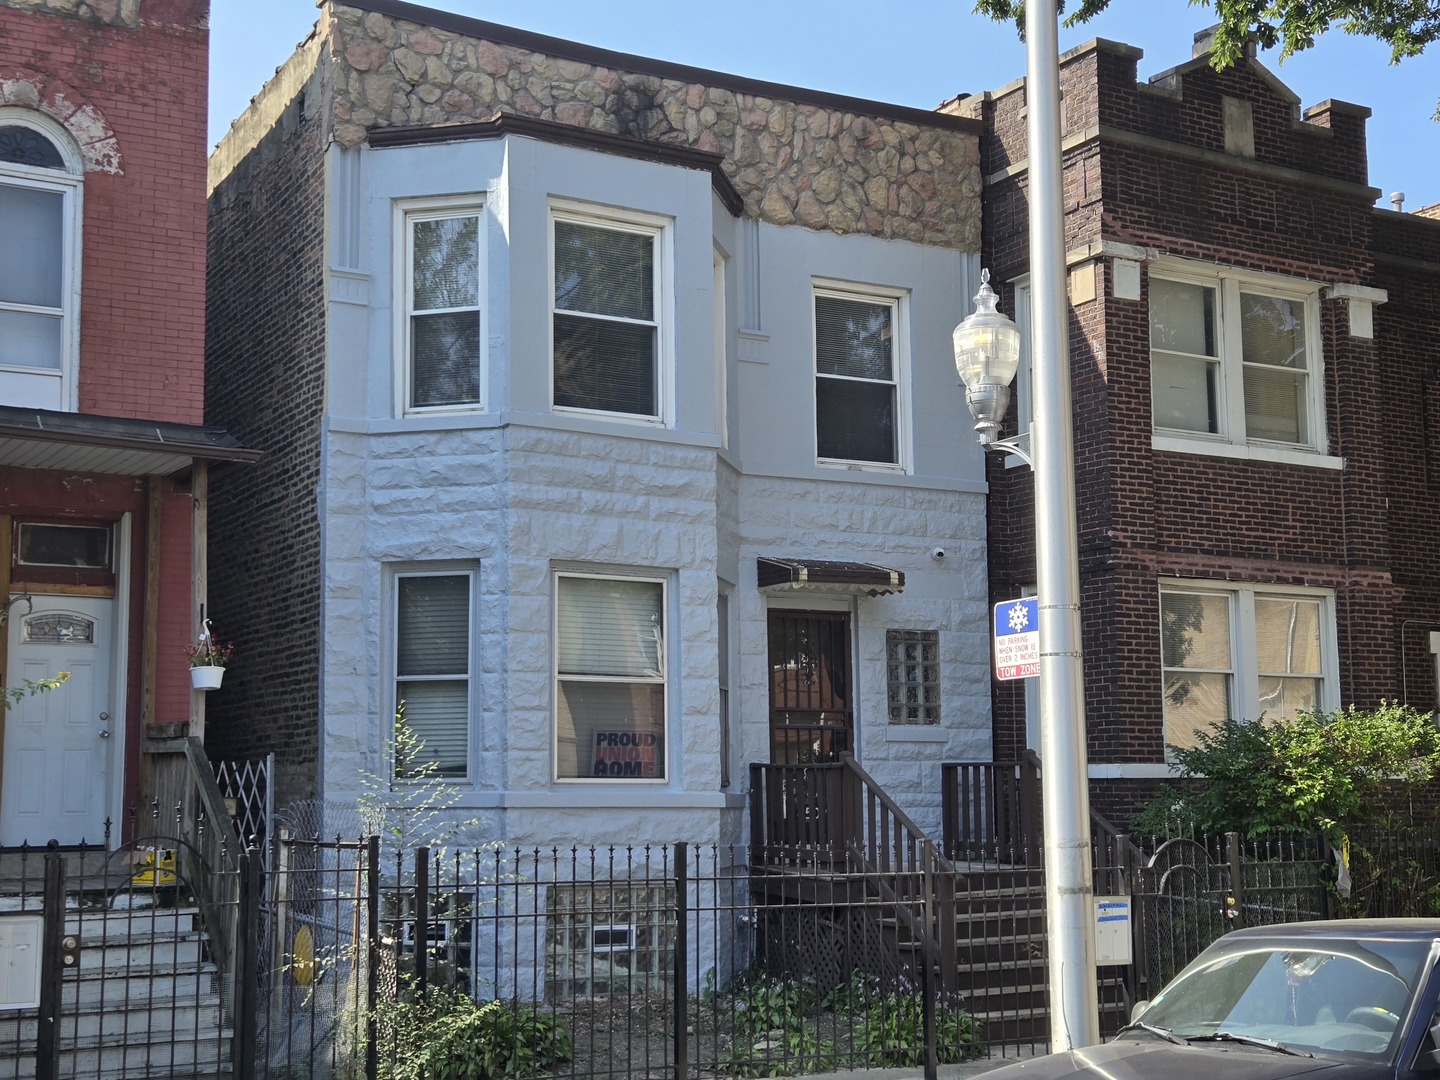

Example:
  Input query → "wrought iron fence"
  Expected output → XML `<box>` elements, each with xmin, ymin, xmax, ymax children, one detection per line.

<box><xmin>9</xmin><ymin>813</ymin><xmax>1438</xmax><ymax>1080</ymax></box>
<box><xmin>257</xmin><ymin>835</ymin><xmax>987</xmax><ymax>1080</ymax></box>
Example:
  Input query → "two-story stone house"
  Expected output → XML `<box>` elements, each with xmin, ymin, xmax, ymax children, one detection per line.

<box><xmin>206</xmin><ymin>0</ymin><xmax>994</xmax><ymax>845</ymax></box>
<box><xmin>0</xmin><ymin>0</ymin><xmax>255</xmax><ymax>847</ymax></box>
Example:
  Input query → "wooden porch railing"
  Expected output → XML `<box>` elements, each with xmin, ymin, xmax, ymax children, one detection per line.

<box><xmin>941</xmin><ymin>752</ymin><xmax>1147</xmax><ymax>881</ymax></box>
<box><xmin>940</xmin><ymin>751</ymin><xmax>1042</xmax><ymax>864</ymax></box>
<box><xmin>749</xmin><ymin>755</ymin><xmax>959</xmax><ymax>993</ymax></box>
<box><xmin>145</xmin><ymin>735</ymin><xmax>243</xmax><ymax>995</ymax></box>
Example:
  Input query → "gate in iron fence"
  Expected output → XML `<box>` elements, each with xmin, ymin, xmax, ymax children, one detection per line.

<box><xmin>1131</xmin><ymin>831</ymin><xmax>1332</xmax><ymax>999</ymax></box>
<box><xmin>3</xmin><ymin>828</ymin><xmax>261</xmax><ymax>1080</ymax></box>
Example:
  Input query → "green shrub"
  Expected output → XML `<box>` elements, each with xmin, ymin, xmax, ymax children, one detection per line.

<box><xmin>853</xmin><ymin>987</ymin><xmax>983</xmax><ymax>1067</ymax></box>
<box><xmin>1131</xmin><ymin>704</ymin><xmax>1440</xmax><ymax>836</ymax></box>
<box><xmin>378</xmin><ymin>988</ymin><xmax>571</xmax><ymax>1080</ymax></box>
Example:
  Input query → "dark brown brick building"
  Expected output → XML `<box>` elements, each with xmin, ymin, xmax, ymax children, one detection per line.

<box><xmin>957</xmin><ymin>30</ymin><xmax>1440</xmax><ymax>821</ymax></box>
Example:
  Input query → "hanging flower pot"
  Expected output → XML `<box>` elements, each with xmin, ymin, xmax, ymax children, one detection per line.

<box><xmin>185</xmin><ymin>619</ymin><xmax>234</xmax><ymax>692</ymax></box>
<box><xmin>191</xmin><ymin>665</ymin><xmax>225</xmax><ymax>691</ymax></box>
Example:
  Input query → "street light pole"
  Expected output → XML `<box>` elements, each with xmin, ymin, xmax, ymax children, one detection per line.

<box><xmin>1026</xmin><ymin>0</ymin><xmax>1099</xmax><ymax>1050</ymax></box>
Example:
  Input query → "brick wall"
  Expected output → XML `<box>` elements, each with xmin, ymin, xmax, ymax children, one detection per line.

<box><xmin>204</xmin><ymin>67</ymin><xmax>328</xmax><ymax>802</ymax></box>
<box><xmin>0</xmin><ymin>1</ymin><xmax>209</xmax><ymax>424</ymax></box>
<box><xmin>978</xmin><ymin>37</ymin><xmax>1440</xmax><ymax>823</ymax></box>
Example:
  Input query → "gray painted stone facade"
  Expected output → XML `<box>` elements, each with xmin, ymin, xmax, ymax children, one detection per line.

<box><xmin>210</xmin><ymin>0</ymin><xmax>993</xmax><ymax>847</ymax></box>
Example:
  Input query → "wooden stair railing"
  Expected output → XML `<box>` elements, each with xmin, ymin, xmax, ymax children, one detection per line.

<box><xmin>748</xmin><ymin>756</ymin><xmax>959</xmax><ymax>993</ymax></box>
<box><xmin>838</xmin><ymin>753</ymin><xmax>959</xmax><ymax>995</ymax></box>
<box><xmin>941</xmin><ymin>752</ymin><xmax>1149</xmax><ymax>886</ymax></box>
<box><xmin>941</xmin><ymin>751</ymin><xmax>1042</xmax><ymax>864</ymax></box>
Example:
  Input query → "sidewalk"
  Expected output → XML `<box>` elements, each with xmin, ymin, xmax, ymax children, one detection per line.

<box><xmin>773</xmin><ymin>1046</ymin><xmax>1041</xmax><ymax>1080</ymax></box>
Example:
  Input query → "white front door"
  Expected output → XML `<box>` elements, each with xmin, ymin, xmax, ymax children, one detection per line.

<box><xmin>1</xmin><ymin>595</ymin><xmax>114</xmax><ymax>846</ymax></box>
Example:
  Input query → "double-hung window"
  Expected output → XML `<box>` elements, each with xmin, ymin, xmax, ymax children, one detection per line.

<box><xmin>555</xmin><ymin>573</ymin><xmax>666</xmax><ymax>781</ymax></box>
<box><xmin>1159</xmin><ymin>582</ymin><xmax>1334</xmax><ymax>757</ymax></box>
<box><xmin>551</xmin><ymin>204</ymin><xmax>666</xmax><ymax>421</ymax></box>
<box><xmin>400</xmin><ymin>202</ymin><xmax>483</xmax><ymax>412</ymax></box>
<box><xmin>814</xmin><ymin>283</ymin><xmax>908</xmax><ymax>468</ymax></box>
<box><xmin>393</xmin><ymin>570</ymin><xmax>473</xmax><ymax>779</ymax></box>
<box><xmin>1150</xmin><ymin>265</ymin><xmax>1324</xmax><ymax>455</ymax></box>
<box><xmin>0</xmin><ymin>116</ymin><xmax>81</xmax><ymax>412</ymax></box>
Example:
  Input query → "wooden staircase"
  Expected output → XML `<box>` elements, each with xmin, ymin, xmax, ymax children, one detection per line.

<box><xmin>0</xmin><ymin>899</ymin><xmax>232</xmax><ymax>1080</ymax></box>
<box><xmin>748</xmin><ymin>754</ymin><xmax>1134</xmax><ymax>1050</ymax></box>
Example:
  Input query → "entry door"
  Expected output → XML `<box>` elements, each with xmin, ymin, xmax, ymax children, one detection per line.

<box><xmin>1</xmin><ymin>595</ymin><xmax>114</xmax><ymax>846</ymax></box>
<box><xmin>767</xmin><ymin>609</ymin><xmax>852</xmax><ymax>764</ymax></box>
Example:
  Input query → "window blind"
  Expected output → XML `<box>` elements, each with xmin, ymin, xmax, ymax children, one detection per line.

<box><xmin>396</xmin><ymin>574</ymin><xmax>470</xmax><ymax>778</ymax></box>
<box><xmin>557</xmin><ymin>577</ymin><xmax>663</xmax><ymax>678</ymax></box>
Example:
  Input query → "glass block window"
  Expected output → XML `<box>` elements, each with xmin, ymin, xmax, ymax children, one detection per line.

<box><xmin>887</xmin><ymin>629</ymin><xmax>940</xmax><ymax>725</ymax></box>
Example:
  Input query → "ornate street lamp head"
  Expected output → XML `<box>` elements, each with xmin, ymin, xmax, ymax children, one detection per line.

<box><xmin>953</xmin><ymin>269</ymin><xmax>1021</xmax><ymax>448</ymax></box>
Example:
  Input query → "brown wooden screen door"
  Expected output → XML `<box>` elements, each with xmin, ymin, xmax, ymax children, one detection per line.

<box><xmin>767</xmin><ymin>609</ymin><xmax>853</xmax><ymax>764</ymax></box>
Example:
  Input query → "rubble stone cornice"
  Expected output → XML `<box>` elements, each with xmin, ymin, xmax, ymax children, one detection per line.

<box><xmin>327</xmin><ymin>2</ymin><xmax>980</xmax><ymax>248</ymax></box>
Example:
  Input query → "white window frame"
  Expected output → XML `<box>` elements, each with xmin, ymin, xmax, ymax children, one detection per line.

<box><xmin>1157</xmin><ymin>579</ymin><xmax>1339</xmax><ymax>759</ymax></box>
<box><xmin>393</xmin><ymin>196</ymin><xmax>486</xmax><ymax>417</ymax></box>
<box><xmin>0</xmin><ymin>110</ymin><xmax>83</xmax><ymax>413</ymax></box>
<box><xmin>389</xmin><ymin>565</ymin><xmax>476</xmax><ymax>783</ymax></box>
<box><xmin>549</xmin><ymin>199</ymin><xmax>672</xmax><ymax>426</ymax></box>
<box><xmin>1149</xmin><ymin>260</ymin><xmax>1335</xmax><ymax>467</ymax></box>
<box><xmin>553</xmin><ymin>570</ymin><xmax>669</xmax><ymax>784</ymax></box>
<box><xmin>813</xmin><ymin>279</ymin><xmax>911</xmax><ymax>472</ymax></box>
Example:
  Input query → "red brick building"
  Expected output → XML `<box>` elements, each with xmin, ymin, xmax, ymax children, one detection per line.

<box><xmin>0</xmin><ymin>0</ymin><xmax>254</xmax><ymax>845</ymax></box>
<box><xmin>960</xmin><ymin>30</ymin><xmax>1440</xmax><ymax>820</ymax></box>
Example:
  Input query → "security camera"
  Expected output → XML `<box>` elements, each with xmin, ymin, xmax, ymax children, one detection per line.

<box><xmin>931</xmin><ymin>547</ymin><xmax>946</xmax><ymax>560</ymax></box>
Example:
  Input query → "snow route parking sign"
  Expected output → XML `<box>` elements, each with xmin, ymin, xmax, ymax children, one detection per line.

<box><xmin>994</xmin><ymin>597</ymin><xmax>1039</xmax><ymax>681</ymax></box>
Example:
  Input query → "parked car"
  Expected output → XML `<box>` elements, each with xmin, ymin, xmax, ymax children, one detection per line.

<box><xmin>984</xmin><ymin>920</ymin><xmax>1440</xmax><ymax>1078</ymax></box>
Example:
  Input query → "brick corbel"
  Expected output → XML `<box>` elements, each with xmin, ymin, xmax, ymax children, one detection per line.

<box><xmin>1324</xmin><ymin>283</ymin><xmax>1388</xmax><ymax>339</ymax></box>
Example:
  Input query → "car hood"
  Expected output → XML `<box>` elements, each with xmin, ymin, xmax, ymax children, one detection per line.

<box><xmin>981</xmin><ymin>1039</ymin><xmax>1369</xmax><ymax>1080</ymax></box>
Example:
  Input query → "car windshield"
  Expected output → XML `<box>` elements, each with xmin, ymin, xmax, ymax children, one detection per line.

<box><xmin>1136</xmin><ymin>933</ymin><xmax>1435</xmax><ymax>1062</ymax></box>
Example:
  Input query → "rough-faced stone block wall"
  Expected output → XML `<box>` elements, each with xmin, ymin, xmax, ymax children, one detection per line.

<box><xmin>327</xmin><ymin>2</ymin><xmax>980</xmax><ymax>249</ymax></box>
<box><xmin>204</xmin><ymin>67</ymin><xmax>328</xmax><ymax>803</ymax></box>
<box><xmin>0</xmin><ymin>0</ymin><xmax>210</xmax><ymax>424</ymax></box>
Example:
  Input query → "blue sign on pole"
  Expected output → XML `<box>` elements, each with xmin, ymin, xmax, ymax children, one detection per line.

<box><xmin>993</xmin><ymin>597</ymin><xmax>1039</xmax><ymax>681</ymax></box>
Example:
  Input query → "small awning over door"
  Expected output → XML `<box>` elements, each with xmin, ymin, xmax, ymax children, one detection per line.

<box><xmin>756</xmin><ymin>557</ymin><xmax>904</xmax><ymax>597</ymax></box>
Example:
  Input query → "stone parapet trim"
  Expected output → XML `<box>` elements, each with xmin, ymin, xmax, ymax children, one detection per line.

<box><xmin>1</xmin><ymin>0</ymin><xmax>140</xmax><ymax>28</ymax></box>
<box><xmin>325</xmin><ymin>2</ymin><xmax>980</xmax><ymax>249</ymax></box>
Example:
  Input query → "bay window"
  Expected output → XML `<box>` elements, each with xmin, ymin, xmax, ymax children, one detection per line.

<box><xmin>551</xmin><ymin>204</ymin><xmax>666</xmax><ymax>422</ymax></box>
<box><xmin>555</xmin><ymin>573</ymin><xmax>666</xmax><ymax>781</ymax></box>
<box><xmin>399</xmin><ymin>201</ymin><xmax>483</xmax><ymax>413</ymax></box>
<box><xmin>393</xmin><ymin>570</ymin><xmax>473</xmax><ymax>779</ymax></box>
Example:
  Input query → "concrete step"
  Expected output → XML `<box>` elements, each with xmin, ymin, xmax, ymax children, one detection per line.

<box><xmin>0</xmin><ymin>999</ymin><xmax>226</xmax><ymax>1044</ymax></box>
<box><xmin>62</xmin><ymin>967</ymin><xmax>221</xmax><ymax>1008</ymax></box>
<box><xmin>0</xmin><ymin>1028</ymin><xmax>232</xmax><ymax>1080</ymax></box>
<box><xmin>61</xmin><ymin>907</ymin><xmax>201</xmax><ymax>942</ymax></box>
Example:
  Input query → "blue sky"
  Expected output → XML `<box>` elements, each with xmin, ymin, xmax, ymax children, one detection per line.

<box><xmin>209</xmin><ymin>0</ymin><xmax>1440</xmax><ymax>210</ymax></box>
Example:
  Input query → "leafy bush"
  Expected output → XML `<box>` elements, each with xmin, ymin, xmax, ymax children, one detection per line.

<box><xmin>377</xmin><ymin>988</ymin><xmax>571</xmax><ymax>1080</ymax></box>
<box><xmin>1131</xmin><ymin>703</ymin><xmax>1440</xmax><ymax>836</ymax></box>
<box><xmin>725</xmin><ymin>971</ymin><xmax>820</xmax><ymax>1035</ymax></box>
<box><xmin>852</xmin><ymin>986</ymin><xmax>984</xmax><ymax>1067</ymax></box>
